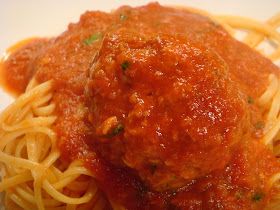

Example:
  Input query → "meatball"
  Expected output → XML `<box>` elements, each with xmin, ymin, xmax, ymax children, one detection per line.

<box><xmin>87</xmin><ymin>30</ymin><xmax>248</xmax><ymax>191</ymax></box>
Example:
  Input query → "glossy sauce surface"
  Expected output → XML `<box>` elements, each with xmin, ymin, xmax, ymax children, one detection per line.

<box><xmin>1</xmin><ymin>3</ymin><xmax>280</xmax><ymax>210</ymax></box>
<box><xmin>88</xmin><ymin>30</ymin><xmax>248</xmax><ymax>191</ymax></box>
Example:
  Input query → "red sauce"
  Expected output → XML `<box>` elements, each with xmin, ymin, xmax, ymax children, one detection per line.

<box><xmin>1</xmin><ymin>3</ymin><xmax>280</xmax><ymax>210</ymax></box>
<box><xmin>88</xmin><ymin>31</ymin><xmax>248</xmax><ymax>191</ymax></box>
<box><xmin>0</xmin><ymin>38</ymin><xmax>49</xmax><ymax>96</ymax></box>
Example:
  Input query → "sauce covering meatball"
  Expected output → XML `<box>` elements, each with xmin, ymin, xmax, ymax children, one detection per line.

<box><xmin>87</xmin><ymin>30</ymin><xmax>248</xmax><ymax>191</ymax></box>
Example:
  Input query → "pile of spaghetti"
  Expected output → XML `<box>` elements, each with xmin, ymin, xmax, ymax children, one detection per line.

<box><xmin>0</xmin><ymin>3</ymin><xmax>280</xmax><ymax>210</ymax></box>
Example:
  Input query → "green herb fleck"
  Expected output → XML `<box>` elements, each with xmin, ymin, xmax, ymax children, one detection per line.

<box><xmin>120</xmin><ymin>14</ymin><xmax>127</xmax><ymax>21</ymax></box>
<box><xmin>121</xmin><ymin>61</ymin><xmax>130</xmax><ymax>71</ymax></box>
<box><xmin>106</xmin><ymin>123</ymin><xmax>124</xmax><ymax>138</ymax></box>
<box><xmin>254</xmin><ymin>121</ymin><xmax>265</xmax><ymax>130</ymax></box>
<box><xmin>252</xmin><ymin>192</ymin><xmax>264</xmax><ymax>202</ymax></box>
<box><xmin>149</xmin><ymin>163</ymin><xmax>158</xmax><ymax>174</ymax></box>
<box><xmin>247</xmin><ymin>96</ymin><xmax>254</xmax><ymax>104</ymax></box>
<box><xmin>171</xmin><ymin>175</ymin><xmax>178</xmax><ymax>181</ymax></box>
<box><xmin>83</xmin><ymin>32</ymin><xmax>102</xmax><ymax>45</ymax></box>
<box><xmin>235</xmin><ymin>191</ymin><xmax>243</xmax><ymax>199</ymax></box>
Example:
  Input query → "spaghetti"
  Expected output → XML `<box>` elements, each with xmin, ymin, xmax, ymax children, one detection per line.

<box><xmin>0</xmin><ymin>80</ymin><xmax>106</xmax><ymax>210</ymax></box>
<box><xmin>0</xmin><ymin>3</ymin><xmax>280</xmax><ymax>210</ymax></box>
<box><xmin>216</xmin><ymin>12</ymin><xmax>280</xmax><ymax>209</ymax></box>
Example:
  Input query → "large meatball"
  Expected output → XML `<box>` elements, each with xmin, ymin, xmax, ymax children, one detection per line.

<box><xmin>87</xmin><ymin>30</ymin><xmax>248</xmax><ymax>191</ymax></box>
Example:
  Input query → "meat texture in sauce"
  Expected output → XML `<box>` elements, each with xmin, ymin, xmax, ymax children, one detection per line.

<box><xmin>87</xmin><ymin>30</ymin><xmax>248</xmax><ymax>191</ymax></box>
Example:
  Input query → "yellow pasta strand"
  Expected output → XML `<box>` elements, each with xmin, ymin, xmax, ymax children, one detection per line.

<box><xmin>0</xmin><ymin>80</ymin><xmax>102</xmax><ymax>210</ymax></box>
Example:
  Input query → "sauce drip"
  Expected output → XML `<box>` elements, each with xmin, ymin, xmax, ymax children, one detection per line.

<box><xmin>0</xmin><ymin>38</ymin><xmax>49</xmax><ymax>96</ymax></box>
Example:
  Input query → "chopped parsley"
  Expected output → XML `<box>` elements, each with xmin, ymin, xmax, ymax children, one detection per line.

<box><xmin>252</xmin><ymin>192</ymin><xmax>264</xmax><ymax>202</ymax></box>
<box><xmin>121</xmin><ymin>61</ymin><xmax>130</xmax><ymax>71</ymax></box>
<box><xmin>247</xmin><ymin>96</ymin><xmax>254</xmax><ymax>104</ymax></box>
<box><xmin>235</xmin><ymin>191</ymin><xmax>243</xmax><ymax>199</ymax></box>
<box><xmin>254</xmin><ymin>121</ymin><xmax>265</xmax><ymax>130</ymax></box>
<box><xmin>120</xmin><ymin>13</ymin><xmax>127</xmax><ymax>21</ymax></box>
<box><xmin>106</xmin><ymin>123</ymin><xmax>124</xmax><ymax>138</ymax></box>
<box><xmin>83</xmin><ymin>32</ymin><xmax>102</xmax><ymax>45</ymax></box>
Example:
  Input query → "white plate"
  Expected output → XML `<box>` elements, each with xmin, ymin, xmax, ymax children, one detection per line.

<box><xmin>0</xmin><ymin>0</ymin><xmax>279</xmax><ymax>208</ymax></box>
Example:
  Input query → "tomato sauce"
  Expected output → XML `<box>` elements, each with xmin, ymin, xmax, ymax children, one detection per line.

<box><xmin>1</xmin><ymin>3</ymin><xmax>280</xmax><ymax>210</ymax></box>
<box><xmin>0</xmin><ymin>38</ymin><xmax>49</xmax><ymax>96</ymax></box>
<box><xmin>88</xmin><ymin>30</ymin><xmax>249</xmax><ymax>191</ymax></box>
